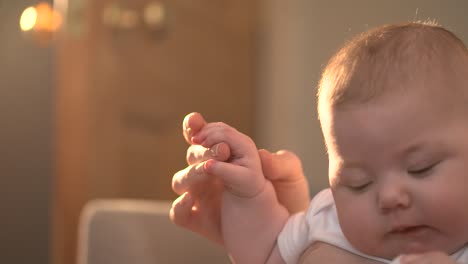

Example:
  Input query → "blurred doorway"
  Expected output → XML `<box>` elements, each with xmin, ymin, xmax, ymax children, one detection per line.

<box><xmin>54</xmin><ymin>0</ymin><xmax>259</xmax><ymax>263</ymax></box>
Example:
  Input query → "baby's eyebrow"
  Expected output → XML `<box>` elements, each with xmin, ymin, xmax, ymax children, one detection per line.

<box><xmin>331</xmin><ymin>163</ymin><xmax>370</xmax><ymax>184</ymax></box>
<box><xmin>401</xmin><ymin>143</ymin><xmax>426</xmax><ymax>155</ymax></box>
<box><xmin>399</xmin><ymin>141</ymin><xmax>444</xmax><ymax>159</ymax></box>
<box><xmin>339</xmin><ymin>160</ymin><xmax>366</xmax><ymax>170</ymax></box>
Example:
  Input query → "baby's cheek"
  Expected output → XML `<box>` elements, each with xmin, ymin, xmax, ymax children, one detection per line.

<box><xmin>338</xmin><ymin>208</ymin><xmax>364</xmax><ymax>240</ymax></box>
<box><xmin>335</xmin><ymin>197</ymin><xmax>377</xmax><ymax>254</ymax></box>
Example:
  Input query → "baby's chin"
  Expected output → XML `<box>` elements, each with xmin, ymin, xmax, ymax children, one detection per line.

<box><xmin>397</xmin><ymin>241</ymin><xmax>434</xmax><ymax>255</ymax></box>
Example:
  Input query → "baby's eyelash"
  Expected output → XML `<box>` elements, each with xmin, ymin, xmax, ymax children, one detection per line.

<box><xmin>348</xmin><ymin>182</ymin><xmax>371</xmax><ymax>192</ymax></box>
<box><xmin>407</xmin><ymin>161</ymin><xmax>439</xmax><ymax>175</ymax></box>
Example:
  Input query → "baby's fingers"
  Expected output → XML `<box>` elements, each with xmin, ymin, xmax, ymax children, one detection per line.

<box><xmin>186</xmin><ymin>143</ymin><xmax>231</xmax><ymax>165</ymax></box>
<box><xmin>192</xmin><ymin>122</ymin><xmax>244</xmax><ymax>146</ymax></box>
<box><xmin>192</xmin><ymin>123</ymin><xmax>258</xmax><ymax>164</ymax></box>
<box><xmin>204</xmin><ymin>159</ymin><xmax>265</xmax><ymax>198</ymax></box>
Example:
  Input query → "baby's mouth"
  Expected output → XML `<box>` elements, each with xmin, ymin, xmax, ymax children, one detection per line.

<box><xmin>390</xmin><ymin>225</ymin><xmax>429</xmax><ymax>235</ymax></box>
<box><xmin>388</xmin><ymin>225</ymin><xmax>434</xmax><ymax>255</ymax></box>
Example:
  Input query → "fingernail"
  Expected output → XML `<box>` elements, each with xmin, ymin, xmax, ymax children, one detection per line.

<box><xmin>204</xmin><ymin>159</ymin><xmax>215</xmax><ymax>171</ymax></box>
<box><xmin>210</xmin><ymin>144</ymin><xmax>219</xmax><ymax>157</ymax></box>
<box><xmin>186</xmin><ymin>127</ymin><xmax>193</xmax><ymax>138</ymax></box>
<box><xmin>191</xmin><ymin>135</ymin><xmax>201</xmax><ymax>144</ymax></box>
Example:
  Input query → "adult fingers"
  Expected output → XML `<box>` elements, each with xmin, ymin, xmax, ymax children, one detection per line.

<box><xmin>170</xmin><ymin>192</ymin><xmax>224</xmax><ymax>245</ymax></box>
<box><xmin>259</xmin><ymin>149</ymin><xmax>304</xmax><ymax>182</ymax></box>
<box><xmin>172</xmin><ymin>163</ymin><xmax>208</xmax><ymax>195</ymax></box>
<box><xmin>183</xmin><ymin>112</ymin><xmax>207</xmax><ymax>144</ymax></box>
<box><xmin>170</xmin><ymin>192</ymin><xmax>195</xmax><ymax>227</ymax></box>
<box><xmin>399</xmin><ymin>251</ymin><xmax>455</xmax><ymax>264</ymax></box>
<box><xmin>259</xmin><ymin>149</ymin><xmax>310</xmax><ymax>213</ymax></box>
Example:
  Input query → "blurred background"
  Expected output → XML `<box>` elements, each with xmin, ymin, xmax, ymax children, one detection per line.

<box><xmin>1</xmin><ymin>0</ymin><xmax>467</xmax><ymax>263</ymax></box>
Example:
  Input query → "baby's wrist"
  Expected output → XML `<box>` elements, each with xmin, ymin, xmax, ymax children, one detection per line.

<box><xmin>224</xmin><ymin>176</ymin><xmax>267</xmax><ymax>201</ymax></box>
<box><xmin>223</xmin><ymin>180</ymin><xmax>287</xmax><ymax>216</ymax></box>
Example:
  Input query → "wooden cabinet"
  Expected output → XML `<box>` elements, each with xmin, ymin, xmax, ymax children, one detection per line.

<box><xmin>54</xmin><ymin>0</ymin><xmax>259</xmax><ymax>263</ymax></box>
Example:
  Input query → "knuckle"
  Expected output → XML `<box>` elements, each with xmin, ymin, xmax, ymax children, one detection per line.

<box><xmin>186</xmin><ymin>150</ymin><xmax>196</xmax><ymax>164</ymax></box>
<box><xmin>213</xmin><ymin>121</ymin><xmax>227</xmax><ymax>127</ymax></box>
<box><xmin>245</xmin><ymin>135</ymin><xmax>255</xmax><ymax>145</ymax></box>
<box><xmin>169</xmin><ymin>207</ymin><xmax>177</xmax><ymax>223</ymax></box>
<box><xmin>186</xmin><ymin>145</ymin><xmax>209</xmax><ymax>164</ymax></box>
<box><xmin>172</xmin><ymin>170</ymin><xmax>186</xmax><ymax>193</ymax></box>
<box><xmin>171</xmin><ymin>177</ymin><xmax>181</xmax><ymax>193</ymax></box>
<box><xmin>173</xmin><ymin>164</ymin><xmax>202</xmax><ymax>193</ymax></box>
<box><xmin>169</xmin><ymin>208</ymin><xmax>184</xmax><ymax>226</ymax></box>
<box><xmin>213</xmin><ymin>122</ymin><xmax>234</xmax><ymax>133</ymax></box>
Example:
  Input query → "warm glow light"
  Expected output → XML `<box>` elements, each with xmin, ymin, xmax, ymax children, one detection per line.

<box><xmin>20</xmin><ymin>6</ymin><xmax>37</xmax><ymax>31</ymax></box>
<box><xmin>19</xmin><ymin>2</ymin><xmax>62</xmax><ymax>33</ymax></box>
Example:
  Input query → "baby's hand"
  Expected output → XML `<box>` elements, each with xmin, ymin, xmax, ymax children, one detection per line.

<box><xmin>191</xmin><ymin>122</ymin><xmax>266</xmax><ymax>198</ymax></box>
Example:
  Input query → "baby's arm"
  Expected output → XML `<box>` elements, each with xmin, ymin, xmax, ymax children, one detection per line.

<box><xmin>192</xmin><ymin>122</ymin><xmax>289</xmax><ymax>263</ymax></box>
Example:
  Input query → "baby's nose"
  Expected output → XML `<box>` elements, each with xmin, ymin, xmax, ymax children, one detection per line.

<box><xmin>377</xmin><ymin>182</ymin><xmax>411</xmax><ymax>213</ymax></box>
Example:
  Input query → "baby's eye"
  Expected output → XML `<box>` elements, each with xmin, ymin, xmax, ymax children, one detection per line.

<box><xmin>407</xmin><ymin>162</ymin><xmax>439</xmax><ymax>176</ymax></box>
<box><xmin>348</xmin><ymin>182</ymin><xmax>372</xmax><ymax>192</ymax></box>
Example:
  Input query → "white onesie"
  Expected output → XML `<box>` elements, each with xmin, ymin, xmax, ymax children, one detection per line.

<box><xmin>277</xmin><ymin>188</ymin><xmax>468</xmax><ymax>264</ymax></box>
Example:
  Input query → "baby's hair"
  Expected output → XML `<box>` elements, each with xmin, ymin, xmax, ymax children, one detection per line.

<box><xmin>317</xmin><ymin>21</ymin><xmax>468</xmax><ymax>115</ymax></box>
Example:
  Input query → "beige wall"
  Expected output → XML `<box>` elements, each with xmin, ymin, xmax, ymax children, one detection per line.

<box><xmin>256</xmin><ymin>0</ymin><xmax>468</xmax><ymax>195</ymax></box>
<box><xmin>1</xmin><ymin>1</ymin><xmax>468</xmax><ymax>262</ymax></box>
<box><xmin>0</xmin><ymin>1</ymin><xmax>52</xmax><ymax>263</ymax></box>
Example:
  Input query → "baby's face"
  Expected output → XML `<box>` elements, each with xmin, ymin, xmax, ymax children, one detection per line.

<box><xmin>322</xmin><ymin>87</ymin><xmax>468</xmax><ymax>259</ymax></box>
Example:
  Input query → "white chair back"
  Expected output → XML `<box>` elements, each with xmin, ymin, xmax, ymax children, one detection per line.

<box><xmin>77</xmin><ymin>199</ymin><xmax>230</xmax><ymax>264</ymax></box>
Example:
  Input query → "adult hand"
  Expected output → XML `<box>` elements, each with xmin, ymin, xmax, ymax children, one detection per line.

<box><xmin>300</xmin><ymin>242</ymin><xmax>382</xmax><ymax>264</ymax></box>
<box><xmin>400</xmin><ymin>251</ymin><xmax>456</xmax><ymax>264</ymax></box>
<box><xmin>170</xmin><ymin>112</ymin><xmax>310</xmax><ymax>245</ymax></box>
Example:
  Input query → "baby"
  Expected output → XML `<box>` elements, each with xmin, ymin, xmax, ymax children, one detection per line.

<box><xmin>172</xmin><ymin>22</ymin><xmax>468</xmax><ymax>263</ymax></box>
